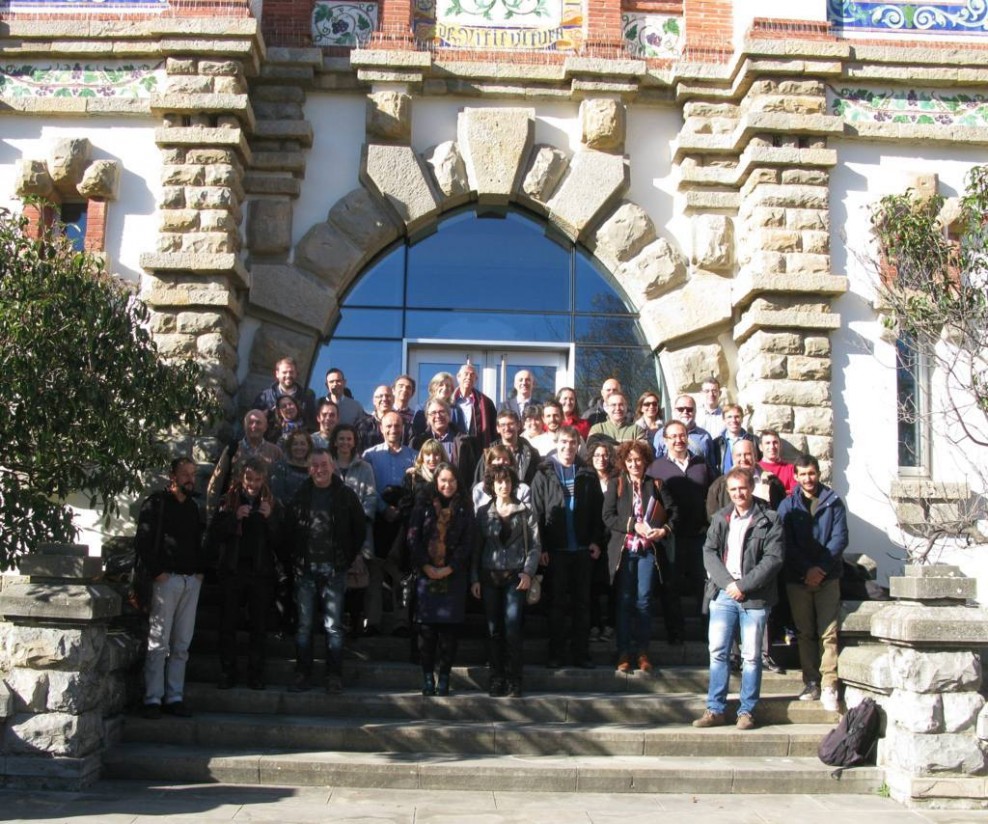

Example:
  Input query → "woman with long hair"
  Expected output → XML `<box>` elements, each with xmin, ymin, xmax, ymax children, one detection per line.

<box><xmin>472</xmin><ymin>465</ymin><xmax>541</xmax><ymax>698</ymax></box>
<box><xmin>603</xmin><ymin>440</ymin><xmax>677</xmax><ymax>674</ymax></box>
<box><xmin>588</xmin><ymin>440</ymin><xmax>616</xmax><ymax>643</ymax></box>
<box><xmin>269</xmin><ymin>430</ymin><xmax>313</xmax><ymax>505</ymax></box>
<box><xmin>396</xmin><ymin>439</ymin><xmax>450</xmax><ymax>658</ymax></box>
<box><xmin>407</xmin><ymin>463</ymin><xmax>474</xmax><ymax>696</ymax></box>
<box><xmin>268</xmin><ymin>394</ymin><xmax>306</xmax><ymax>446</ymax></box>
<box><xmin>633</xmin><ymin>390</ymin><xmax>664</xmax><ymax>444</ymax></box>
<box><xmin>557</xmin><ymin>387</ymin><xmax>590</xmax><ymax>441</ymax></box>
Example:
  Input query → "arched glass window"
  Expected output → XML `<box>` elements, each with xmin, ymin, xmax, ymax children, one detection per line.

<box><xmin>310</xmin><ymin>208</ymin><xmax>663</xmax><ymax>413</ymax></box>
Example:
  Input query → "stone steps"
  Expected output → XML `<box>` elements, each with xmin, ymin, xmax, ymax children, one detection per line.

<box><xmin>184</xmin><ymin>659</ymin><xmax>809</xmax><ymax>697</ymax></box>
<box><xmin>178</xmin><ymin>681</ymin><xmax>836</xmax><ymax>724</ymax></box>
<box><xmin>121</xmin><ymin>708</ymin><xmax>832</xmax><ymax>756</ymax></box>
<box><xmin>103</xmin><ymin>744</ymin><xmax>882</xmax><ymax>794</ymax></box>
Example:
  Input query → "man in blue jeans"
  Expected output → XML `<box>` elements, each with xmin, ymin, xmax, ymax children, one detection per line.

<box><xmin>693</xmin><ymin>466</ymin><xmax>784</xmax><ymax>730</ymax></box>
<box><xmin>282</xmin><ymin>449</ymin><xmax>366</xmax><ymax>694</ymax></box>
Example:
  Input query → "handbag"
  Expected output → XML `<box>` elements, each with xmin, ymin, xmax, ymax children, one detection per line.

<box><xmin>526</xmin><ymin>572</ymin><xmax>543</xmax><ymax>606</ymax></box>
<box><xmin>521</xmin><ymin>514</ymin><xmax>542</xmax><ymax>606</ymax></box>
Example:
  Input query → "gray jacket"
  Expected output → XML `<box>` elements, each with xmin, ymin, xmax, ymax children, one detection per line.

<box><xmin>472</xmin><ymin>500</ymin><xmax>541</xmax><ymax>582</ymax></box>
<box><xmin>702</xmin><ymin>501</ymin><xmax>784</xmax><ymax>611</ymax></box>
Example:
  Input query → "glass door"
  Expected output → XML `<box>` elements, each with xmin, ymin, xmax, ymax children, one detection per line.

<box><xmin>407</xmin><ymin>342</ymin><xmax>571</xmax><ymax>405</ymax></box>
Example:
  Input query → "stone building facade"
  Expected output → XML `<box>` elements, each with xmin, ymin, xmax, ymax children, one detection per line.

<box><xmin>0</xmin><ymin>0</ymin><xmax>986</xmax><ymax>587</ymax></box>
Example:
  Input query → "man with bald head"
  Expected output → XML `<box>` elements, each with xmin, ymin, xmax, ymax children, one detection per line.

<box><xmin>499</xmin><ymin>370</ymin><xmax>538</xmax><ymax>419</ymax></box>
<box><xmin>706</xmin><ymin>439</ymin><xmax>786</xmax><ymax>517</ymax></box>
<box><xmin>584</xmin><ymin>377</ymin><xmax>626</xmax><ymax>427</ymax></box>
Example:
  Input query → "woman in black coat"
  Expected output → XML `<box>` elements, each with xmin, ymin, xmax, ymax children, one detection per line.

<box><xmin>602</xmin><ymin>440</ymin><xmax>677</xmax><ymax>674</ymax></box>
<box><xmin>407</xmin><ymin>463</ymin><xmax>474</xmax><ymax>696</ymax></box>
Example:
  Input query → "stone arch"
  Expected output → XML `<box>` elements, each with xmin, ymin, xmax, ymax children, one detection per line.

<box><xmin>239</xmin><ymin>104</ymin><xmax>732</xmax><ymax>406</ymax></box>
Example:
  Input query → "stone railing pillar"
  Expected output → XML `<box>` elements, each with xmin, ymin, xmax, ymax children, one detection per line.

<box><xmin>0</xmin><ymin>544</ymin><xmax>141</xmax><ymax>789</ymax></box>
<box><xmin>841</xmin><ymin>564</ymin><xmax>988</xmax><ymax>808</ymax></box>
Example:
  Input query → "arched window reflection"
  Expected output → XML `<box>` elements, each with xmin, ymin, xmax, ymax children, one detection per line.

<box><xmin>310</xmin><ymin>208</ymin><xmax>662</xmax><ymax>411</ymax></box>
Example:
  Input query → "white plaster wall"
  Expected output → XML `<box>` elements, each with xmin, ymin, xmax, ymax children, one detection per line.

<box><xmin>734</xmin><ymin>0</ymin><xmax>828</xmax><ymax>50</ymax></box>
<box><xmin>831</xmin><ymin>140</ymin><xmax>988</xmax><ymax>601</ymax></box>
<box><xmin>0</xmin><ymin>118</ymin><xmax>160</xmax><ymax>283</ymax></box>
<box><xmin>294</xmin><ymin>93</ymin><xmax>367</xmax><ymax>248</ymax></box>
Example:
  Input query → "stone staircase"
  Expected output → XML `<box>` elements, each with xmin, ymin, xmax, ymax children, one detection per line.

<box><xmin>103</xmin><ymin>610</ymin><xmax>884</xmax><ymax>794</ymax></box>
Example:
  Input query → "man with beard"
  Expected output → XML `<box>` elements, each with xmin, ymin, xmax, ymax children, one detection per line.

<box><xmin>138</xmin><ymin>457</ymin><xmax>205</xmax><ymax>719</ymax></box>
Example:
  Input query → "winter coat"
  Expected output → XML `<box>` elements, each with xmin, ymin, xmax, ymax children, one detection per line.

<box><xmin>408</xmin><ymin>494</ymin><xmax>474</xmax><ymax>624</ymax></box>
<box><xmin>529</xmin><ymin>459</ymin><xmax>606</xmax><ymax>553</ymax></box>
<box><xmin>702</xmin><ymin>501</ymin><xmax>784</xmax><ymax>610</ymax></box>
<box><xmin>602</xmin><ymin>474</ymin><xmax>677</xmax><ymax>582</ymax></box>
<box><xmin>282</xmin><ymin>476</ymin><xmax>366</xmax><ymax>576</ymax></box>
<box><xmin>472</xmin><ymin>500</ymin><xmax>541</xmax><ymax>582</ymax></box>
<box><xmin>778</xmin><ymin>483</ymin><xmax>849</xmax><ymax>583</ymax></box>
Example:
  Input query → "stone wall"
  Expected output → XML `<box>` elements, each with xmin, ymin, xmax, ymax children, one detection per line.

<box><xmin>0</xmin><ymin>546</ymin><xmax>141</xmax><ymax>789</ymax></box>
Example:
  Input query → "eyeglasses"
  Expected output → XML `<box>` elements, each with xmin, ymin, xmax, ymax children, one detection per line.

<box><xmin>675</xmin><ymin>406</ymin><xmax>695</xmax><ymax>413</ymax></box>
<box><xmin>642</xmin><ymin>400</ymin><xmax>658</xmax><ymax>408</ymax></box>
<box><xmin>428</xmin><ymin>410</ymin><xmax>448</xmax><ymax>418</ymax></box>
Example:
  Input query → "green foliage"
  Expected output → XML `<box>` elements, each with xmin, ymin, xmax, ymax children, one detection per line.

<box><xmin>871</xmin><ymin>165</ymin><xmax>988</xmax><ymax>439</ymax></box>
<box><xmin>0</xmin><ymin>204</ymin><xmax>216</xmax><ymax>570</ymax></box>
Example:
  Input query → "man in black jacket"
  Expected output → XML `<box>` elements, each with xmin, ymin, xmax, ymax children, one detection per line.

<box><xmin>647</xmin><ymin>420</ymin><xmax>717</xmax><ymax>621</ymax></box>
<box><xmin>137</xmin><ymin>457</ymin><xmax>205</xmax><ymax>719</ymax></box>
<box><xmin>693</xmin><ymin>467</ymin><xmax>784</xmax><ymax>731</ymax></box>
<box><xmin>282</xmin><ymin>449</ymin><xmax>366</xmax><ymax>694</ymax></box>
<box><xmin>530</xmin><ymin>427</ymin><xmax>605</xmax><ymax>669</ymax></box>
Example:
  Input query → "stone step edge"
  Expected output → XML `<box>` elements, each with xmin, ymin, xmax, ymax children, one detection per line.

<box><xmin>127</xmin><ymin>712</ymin><xmax>833</xmax><ymax>737</ymax></box>
<box><xmin>104</xmin><ymin>744</ymin><xmax>884</xmax><ymax>793</ymax></box>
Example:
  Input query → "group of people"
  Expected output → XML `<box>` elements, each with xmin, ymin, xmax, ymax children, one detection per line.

<box><xmin>136</xmin><ymin>360</ymin><xmax>848</xmax><ymax>730</ymax></box>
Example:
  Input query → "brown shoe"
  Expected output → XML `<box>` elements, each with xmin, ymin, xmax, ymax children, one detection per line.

<box><xmin>637</xmin><ymin>654</ymin><xmax>653</xmax><ymax>674</ymax></box>
<box><xmin>692</xmin><ymin>710</ymin><xmax>726</xmax><ymax>728</ymax></box>
<box><xmin>616</xmin><ymin>654</ymin><xmax>633</xmax><ymax>673</ymax></box>
<box><xmin>736</xmin><ymin>712</ymin><xmax>756</xmax><ymax>730</ymax></box>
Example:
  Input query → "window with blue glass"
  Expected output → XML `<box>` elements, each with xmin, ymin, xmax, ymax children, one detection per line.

<box><xmin>310</xmin><ymin>208</ymin><xmax>662</xmax><ymax>411</ymax></box>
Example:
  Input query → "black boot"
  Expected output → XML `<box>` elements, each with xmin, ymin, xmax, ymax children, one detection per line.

<box><xmin>488</xmin><ymin>675</ymin><xmax>507</xmax><ymax>697</ymax></box>
<box><xmin>422</xmin><ymin>672</ymin><xmax>436</xmax><ymax>696</ymax></box>
<box><xmin>436</xmin><ymin>673</ymin><xmax>450</xmax><ymax>696</ymax></box>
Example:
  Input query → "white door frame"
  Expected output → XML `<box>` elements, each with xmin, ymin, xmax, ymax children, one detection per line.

<box><xmin>404</xmin><ymin>339</ymin><xmax>573</xmax><ymax>404</ymax></box>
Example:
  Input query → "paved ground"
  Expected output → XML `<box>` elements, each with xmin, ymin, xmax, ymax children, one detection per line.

<box><xmin>3</xmin><ymin>781</ymin><xmax>988</xmax><ymax>823</ymax></box>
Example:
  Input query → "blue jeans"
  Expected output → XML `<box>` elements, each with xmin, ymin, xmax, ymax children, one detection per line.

<box><xmin>295</xmin><ymin>568</ymin><xmax>346</xmax><ymax>676</ymax></box>
<box><xmin>707</xmin><ymin>589</ymin><xmax>769</xmax><ymax>715</ymax></box>
<box><xmin>481</xmin><ymin>572</ymin><xmax>526</xmax><ymax>681</ymax></box>
<box><xmin>615</xmin><ymin>552</ymin><xmax>654</xmax><ymax>656</ymax></box>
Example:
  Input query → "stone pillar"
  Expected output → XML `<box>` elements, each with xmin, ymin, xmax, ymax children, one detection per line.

<box><xmin>732</xmin><ymin>72</ymin><xmax>845</xmax><ymax>476</ymax></box>
<box><xmin>142</xmin><ymin>55</ymin><xmax>255</xmax><ymax>445</ymax></box>
<box><xmin>842</xmin><ymin>565</ymin><xmax>988</xmax><ymax>809</ymax></box>
<box><xmin>0</xmin><ymin>545</ymin><xmax>140</xmax><ymax>789</ymax></box>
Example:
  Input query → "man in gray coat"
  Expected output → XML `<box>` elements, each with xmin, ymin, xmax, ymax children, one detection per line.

<box><xmin>693</xmin><ymin>467</ymin><xmax>784</xmax><ymax>731</ymax></box>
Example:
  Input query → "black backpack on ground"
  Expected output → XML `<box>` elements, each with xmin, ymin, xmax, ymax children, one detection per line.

<box><xmin>818</xmin><ymin>697</ymin><xmax>882</xmax><ymax>771</ymax></box>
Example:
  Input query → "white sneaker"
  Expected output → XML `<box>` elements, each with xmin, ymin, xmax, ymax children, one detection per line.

<box><xmin>821</xmin><ymin>687</ymin><xmax>839</xmax><ymax>712</ymax></box>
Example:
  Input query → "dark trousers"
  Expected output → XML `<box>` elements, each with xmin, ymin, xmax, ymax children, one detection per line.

<box><xmin>654</xmin><ymin>547</ymin><xmax>685</xmax><ymax>642</ymax></box>
<box><xmin>481</xmin><ymin>573</ymin><xmax>526</xmax><ymax>682</ymax></box>
<box><xmin>419</xmin><ymin>623</ymin><xmax>459</xmax><ymax>676</ymax></box>
<box><xmin>548</xmin><ymin>550</ymin><xmax>592</xmax><ymax>663</ymax></box>
<box><xmin>218</xmin><ymin>573</ymin><xmax>273</xmax><ymax>681</ymax></box>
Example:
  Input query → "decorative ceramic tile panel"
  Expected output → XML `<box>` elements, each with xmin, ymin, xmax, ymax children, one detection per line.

<box><xmin>0</xmin><ymin>0</ymin><xmax>165</xmax><ymax>10</ymax></box>
<box><xmin>413</xmin><ymin>0</ymin><xmax>584</xmax><ymax>51</ymax></box>
<box><xmin>622</xmin><ymin>12</ymin><xmax>683</xmax><ymax>59</ymax></box>
<box><xmin>829</xmin><ymin>86</ymin><xmax>988</xmax><ymax>127</ymax></box>
<box><xmin>312</xmin><ymin>1</ymin><xmax>378</xmax><ymax>47</ymax></box>
<box><xmin>827</xmin><ymin>0</ymin><xmax>988</xmax><ymax>36</ymax></box>
<box><xmin>0</xmin><ymin>62</ymin><xmax>163</xmax><ymax>100</ymax></box>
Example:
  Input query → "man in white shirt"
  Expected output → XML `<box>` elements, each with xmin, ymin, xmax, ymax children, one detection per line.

<box><xmin>696</xmin><ymin>376</ymin><xmax>725</xmax><ymax>440</ymax></box>
<box><xmin>693</xmin><ymin>467</ymin><xmax>783</xmax><ymax>731</ymax></box>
